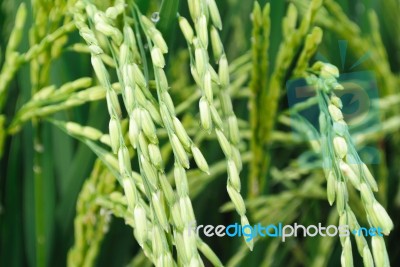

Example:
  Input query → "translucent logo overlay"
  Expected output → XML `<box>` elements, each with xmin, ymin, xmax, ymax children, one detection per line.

<box><xmin>286</xmin><ymin>71</ymin><xmax>381</xmax><ymax>164</ymax></box>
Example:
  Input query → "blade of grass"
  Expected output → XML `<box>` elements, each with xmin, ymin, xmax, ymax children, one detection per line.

<box><xmin>0</xmin><ymin>136</ymin><xmax>24</xmax><ymax>267</ymax></box>
<box><xmin>55</xmin><ymin>102</ymin><xmax>107</xmax><ymax>248</ymax></box>
<box><xmin>158</xmin><ymin>0</ymin><xmax>180</xmax><ymax>36</ymax></box>
<box><xmin>22</xmin><ymin>122</ymin><xmax>36</xmax><ymax>267</ymax></box>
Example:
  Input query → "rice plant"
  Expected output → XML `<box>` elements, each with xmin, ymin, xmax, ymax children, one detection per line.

<box><xmin>1</xmin><ymin>0</ymin><xmax>399</xmax><ymax>266</ymax></box>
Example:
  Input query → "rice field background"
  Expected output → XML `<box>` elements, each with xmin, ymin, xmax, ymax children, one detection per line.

<box><xmin>0</xmin><ymin>0</ymin><xmax>399</xmax><ymax>266</ymax></box>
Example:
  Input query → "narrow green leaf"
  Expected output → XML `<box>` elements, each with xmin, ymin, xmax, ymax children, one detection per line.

<box><xmin>158</xmin><ymin>0</ymin><xmax>180</xmax><ymax>36</ymax></box>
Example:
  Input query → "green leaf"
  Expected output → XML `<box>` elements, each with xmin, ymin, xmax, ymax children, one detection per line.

<box><xmin>0</xmin><ymin>136</ymin><xmax>24</xmax><ymax>267</ymax></box>
<box><xmin>158</xmin><ymin>0</ymin><xmax>180</xmax><ymax>36</ymax></box>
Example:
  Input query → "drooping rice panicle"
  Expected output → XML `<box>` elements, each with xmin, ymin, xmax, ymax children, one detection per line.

<box><xmin>310</xmin><ymin>62</ymin><xmax>393</xmax><ymax>267</ymax></box>
<box><xmin>0</xmin><ymin>3</ymin><xmax>26</xmax><ymax>108</ymax></box>
<box><xmin>67</xmin><ymin>160</ymin><xmax>117</xmax><ymax>267</ymax></box>
<box><xmin>73</xmin><ymin>3</ymin><xmax>164</xmax><ymax>263</ymax></box>
<box><xmin>179</xmin><ymin>0</ymin><xmax>254</xmax><ymax>250</ymax></box>
<box><xmin>138</xmin><ymin>10</ymin><xmax>211</xmax><ymax>265</ymax></box>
